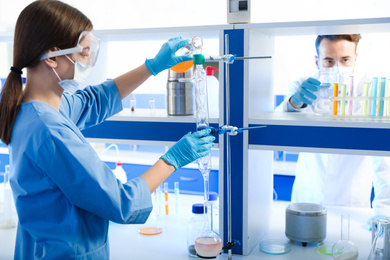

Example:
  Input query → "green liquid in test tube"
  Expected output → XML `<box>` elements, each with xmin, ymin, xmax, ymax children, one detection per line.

<box><xmin>371</xmin><ymin>77</ymin><xmax>379</xmax><ymax>117</ymax></box>
<box><xmin>363</xmin><ymin>82</ymin><xmax>369</xmax><ymax>116</ymax></box>
<box><xmin>378</xmin><ymin>77</ymin><xmax>386</xmax><ymax>116</ymax></box>
<box><xmin>340</xmin><ymin>84</ymin><xmax>347</xmax><ymax>116</ymax></box>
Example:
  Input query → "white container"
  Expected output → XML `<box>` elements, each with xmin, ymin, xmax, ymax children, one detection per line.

<box><xmin>113</xmin><ymin>162</ymin><xmax>127</xmax><ymax>183</ymax></box>
<box><xmin>206</xmin><ymin>66</ymin><xmax>219</xmax><ymax>117</ymax></box>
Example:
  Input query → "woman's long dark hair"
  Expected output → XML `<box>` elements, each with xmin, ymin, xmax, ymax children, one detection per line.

<box><xmin>0</xmin><ymin>0</ymin><xmax>92</xmax><ymax>145</ymax></box>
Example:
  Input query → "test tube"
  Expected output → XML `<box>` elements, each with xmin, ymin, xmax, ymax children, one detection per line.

<box><xmin>164</xmin><ymin>182</ymin><xmax>169</xmax><ymax>215</ymax></box>
<box><xmin>387</xmin><ymin>74</ymin><xmax>390</xmax><ymax>117</ymax></box>
<box><xmin>158</xmin><ymin>184</ymin><xmax>163</xmax><ymax>216</ymax></box>
<box><xmin>149</xmin><ymin>98</ymin><xmax>155</xmax><ymax>111</ymax></box>
<box><xmin>130</xmin><ymin>94</ymin><xmax>136</xmax><ymax>112</ymax></box>
<box><xmin>371</xmin><ymin>77</ymin><xmax>378</xmax><ymax>116</ymax></box>
<box><xmin>362</xmin><ymin>74</ymin><xmax>370</xmax><ymax>116</ymax></box>
<box><xmin>347</xmin><ymin>74</ymin><xmax>354</xmax><ymax>116</ymax></box>
<box><xmin>333</xmin><ymin>81</ymin><xmax>339</xmax><ymax>116</ymax></box>
<box><xmin>153</xmin><ymin>188</ymin><xmax>160</xmax><ymax>217</ymax></box>
<box><xmin>174</xmin><ymin>181</ymin><xmax>179</xmax><ymax>215</ymax></box>
<box><xmin>340</xmin><ymin>73</ymin><xmax>347</xmax><ymax>116</ymax></box>
<box><xmin>379</xmin><ymin>75</ymin><xmax>387</xmax><ymax>117</ymax></box>
<box><xmin>371</xmin><ymin>76</ymin><xmax>379</xmax><ymax>117</ymax></box>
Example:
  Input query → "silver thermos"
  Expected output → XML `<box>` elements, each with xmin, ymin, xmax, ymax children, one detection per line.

<box><xmin>167</xmin><ymin>69</ymin><xmax>194</xmax><ymax>116</ymax></box>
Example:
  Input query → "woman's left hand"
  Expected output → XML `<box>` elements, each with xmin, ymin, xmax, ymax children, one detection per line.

<box><xmin>145</xmin><ymin>36</ymin><xmax>192</xmax><ymax>76</ymax></box>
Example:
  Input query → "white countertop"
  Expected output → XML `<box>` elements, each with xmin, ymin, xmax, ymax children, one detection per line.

<box><xmin>0</xmin><ymin>195</ymin><xmax>374</xmax><ymax>259</ymax></box>
<box><xmin>109</xmin><ymin>196</ymin><xmax>373</xmax><ymax>260</ymax></box>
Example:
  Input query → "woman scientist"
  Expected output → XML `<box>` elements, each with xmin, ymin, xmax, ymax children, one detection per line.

<box><xmin>0</xmin><ymin>0</ymin><xmax>215</xmax><ymax>259</ymax></box>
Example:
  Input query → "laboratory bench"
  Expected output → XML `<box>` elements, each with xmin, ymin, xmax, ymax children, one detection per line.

<box><xmin>0</xmin><ymin>194</ymin><xmax>373</xmax><ymax>259</ymax></box>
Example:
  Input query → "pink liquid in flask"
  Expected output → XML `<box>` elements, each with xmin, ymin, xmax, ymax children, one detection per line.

<box><xmin>195</xmin><ymin>236</ymin><xmax>223</xmax><ymax>258</ymax></box>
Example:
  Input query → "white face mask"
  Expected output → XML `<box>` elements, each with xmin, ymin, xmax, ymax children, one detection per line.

<box><xmin>52</xmin><ymin>55</ymin><xmax>93</xmax><ymax>94</ymax></box>
<box><xmin>333</xmin><ymin>65</ymin><xmax>353</xmax><ymax>75</ymax></box>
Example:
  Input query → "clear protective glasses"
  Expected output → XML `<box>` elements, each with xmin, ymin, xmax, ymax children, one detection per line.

<box><xmin>40</xmin><ymin>31</ymin><xmax>100</xmax><ymax>67</ymax></box>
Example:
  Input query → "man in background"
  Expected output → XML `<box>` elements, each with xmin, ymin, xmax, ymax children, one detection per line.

<box><xmin>276</xmin><ymin>34</ymin><xmax>390</xmax><ymax>220</ymax></box>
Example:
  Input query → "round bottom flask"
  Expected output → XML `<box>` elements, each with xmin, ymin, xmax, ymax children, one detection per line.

<box><xmin>195</xmin><ymin>230</ymin><xmax>223</xmax><ymax>258</ymax></box>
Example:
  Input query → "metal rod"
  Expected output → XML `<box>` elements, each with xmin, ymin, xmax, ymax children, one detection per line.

<box><xmin>239</xmin><ymin>125</ymin><xmax>267</xmax><ymax>131</ymax></box>
<box><xmin>235</xmin><ymin>56</ymin><xmax>272</xmax><ymax>60</ymax></box>
<box><xmin>224</xmin><ymin>33</ymin><xmax>233</xmax><ymax>260</ymax></box>
<box><xmin>205</xmin><ymin>55</ymin><xmax>272</xmax><ymax>63</ymax></box>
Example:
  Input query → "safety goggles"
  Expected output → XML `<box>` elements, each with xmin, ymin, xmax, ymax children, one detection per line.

<box><xmin>40</xmin><ymin>31</ymin><xmax>100</xmax><ymax>67</ymax></box>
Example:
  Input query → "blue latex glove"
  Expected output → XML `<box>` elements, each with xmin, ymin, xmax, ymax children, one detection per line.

<box><xmin>366</xmin><ymin>215</ymin><xmax>388</xmax><ymax>231</ymax></box>
<box><xmin>291</xmin><ymin>77</ymin><xmax>321</xmax><ymax>106</ymax></box>
<box><xmin>160</xmin><ymin>128</ymin><xmax>215</xmax><ymax>171</ymax></box>
<box><xmin>145</xmin><ymin>37</ymin><xmax>192</xmax><ymax>76</ymax></box>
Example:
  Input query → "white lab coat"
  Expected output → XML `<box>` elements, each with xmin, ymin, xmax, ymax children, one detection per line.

<box><xmin>275</xmin><ymin>73</ymin><xmax>390</xmax><ymax>216</ymax></box>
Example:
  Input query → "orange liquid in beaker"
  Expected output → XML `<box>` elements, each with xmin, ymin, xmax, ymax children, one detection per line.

<box><xmin>170</xmin><ymin>60</ymin><xmax>193</xmax><ymax>73</ymax></box>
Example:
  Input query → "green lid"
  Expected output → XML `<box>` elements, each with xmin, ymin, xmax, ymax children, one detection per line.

<box><xmin>193</xmin><ymin>54</ymin><xmax>205</xmax><ymax>65</ymax></box>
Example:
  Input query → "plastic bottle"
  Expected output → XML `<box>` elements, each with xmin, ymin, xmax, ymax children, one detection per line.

<box><xmin>113</xmin><ymin>162</ymin><xmax>127</xmax><ymax>183</ymax></box>
<box><xmin>130</xmin><ymin>94</ymin><xmax>136</xmax><ymax>112</ymax></box>
<box><xmin>206</xmin><ymin>66</ymin><xmax>219</xmax><ymax>116</ymax></box>
<box><xmin>313</xmin><ymin>67</ymin><xmax>334</xmax><ymax>115</ymax></box>
<box><xmin>171</xmin><ymin>36</ymin><xmax>203</xmax><ymax>73</ymax></box>
<box><xmin>187</xmin><ymin>203</ymin><xmax>206</xmax><ymax>257</ymax></box>
<box><xmin>2</xmin><ymin>165</ymin><xmax>16</xmax><ymax>228</ymax></box>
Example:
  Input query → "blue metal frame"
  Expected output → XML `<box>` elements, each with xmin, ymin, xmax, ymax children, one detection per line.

<box><xmin>248</xmin><ymin>124</ymin><xmax>390</xmax><ymax>151</ymax></box>
<box><xmin>82</xmin><ymin>121</ymin><xmax>219</xmax><ymax>143</ymax></box>
<box><xmin>223</xmin><ymin>29</ymin><xmax>245</xmax><ymax>255</ymax></box>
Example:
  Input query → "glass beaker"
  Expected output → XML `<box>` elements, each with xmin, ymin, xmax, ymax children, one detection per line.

<box><xmin>368</xmin><ymin>217</ymin><xmax>390</xmax><ymax>260</ymax></box>
<box><xmin>171</xmin><ymin>36</ymin><xmax>203</xmax><ymax>73</ymax></box>
<box><xmin>313</xmin><ymin>67</ymin><xmax>334</xmax><ymax>115</ymax></box>
<box><xmin>332</xmin><ymin>215</ymin><xmax>358</xmax><ymax>260</ymax></box>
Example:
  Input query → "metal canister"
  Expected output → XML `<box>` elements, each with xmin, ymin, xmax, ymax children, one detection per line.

<box><xmin>167</xmin><ymin>69</ymin><xmax>194</xmax><ymax>116</ymax></box>
<box><xmin>285</xmin><ymin>203</ymin><xmax>327</xmax><ymax>246</ymax></box>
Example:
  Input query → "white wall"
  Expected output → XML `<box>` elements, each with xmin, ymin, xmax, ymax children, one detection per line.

<box><xmin>1</xmin><ymin>0</ymin><xmax>390</xmax><ymax>95</ymax></box>
<box><xmin>2</xmin><ymin>0</ymin><xmax>390</xmax><ymax>32</ymax></box>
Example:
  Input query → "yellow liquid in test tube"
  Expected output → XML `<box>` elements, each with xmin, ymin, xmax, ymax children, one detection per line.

<box><xmin>363</xmin><ymin>82</ymin><xmax>369</xmax><ymax>116</ymax></box>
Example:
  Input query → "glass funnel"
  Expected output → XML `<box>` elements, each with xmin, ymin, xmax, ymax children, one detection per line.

<box><xmin>332</xmin><ymin>215</ymin><xmax>358</xmax><ymax>260</ymax></box>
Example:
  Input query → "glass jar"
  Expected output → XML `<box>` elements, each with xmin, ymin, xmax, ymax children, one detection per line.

<box><xmin>313</xmin><ymin>68</ymin><xmax>334</xmax><ymax>115</ymax></box>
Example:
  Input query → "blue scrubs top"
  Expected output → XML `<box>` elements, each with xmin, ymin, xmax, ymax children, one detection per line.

<box><xmin>9</xmin><ymin>80</ymin><xmax>153</xmax><ymax>259</ymax></box>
